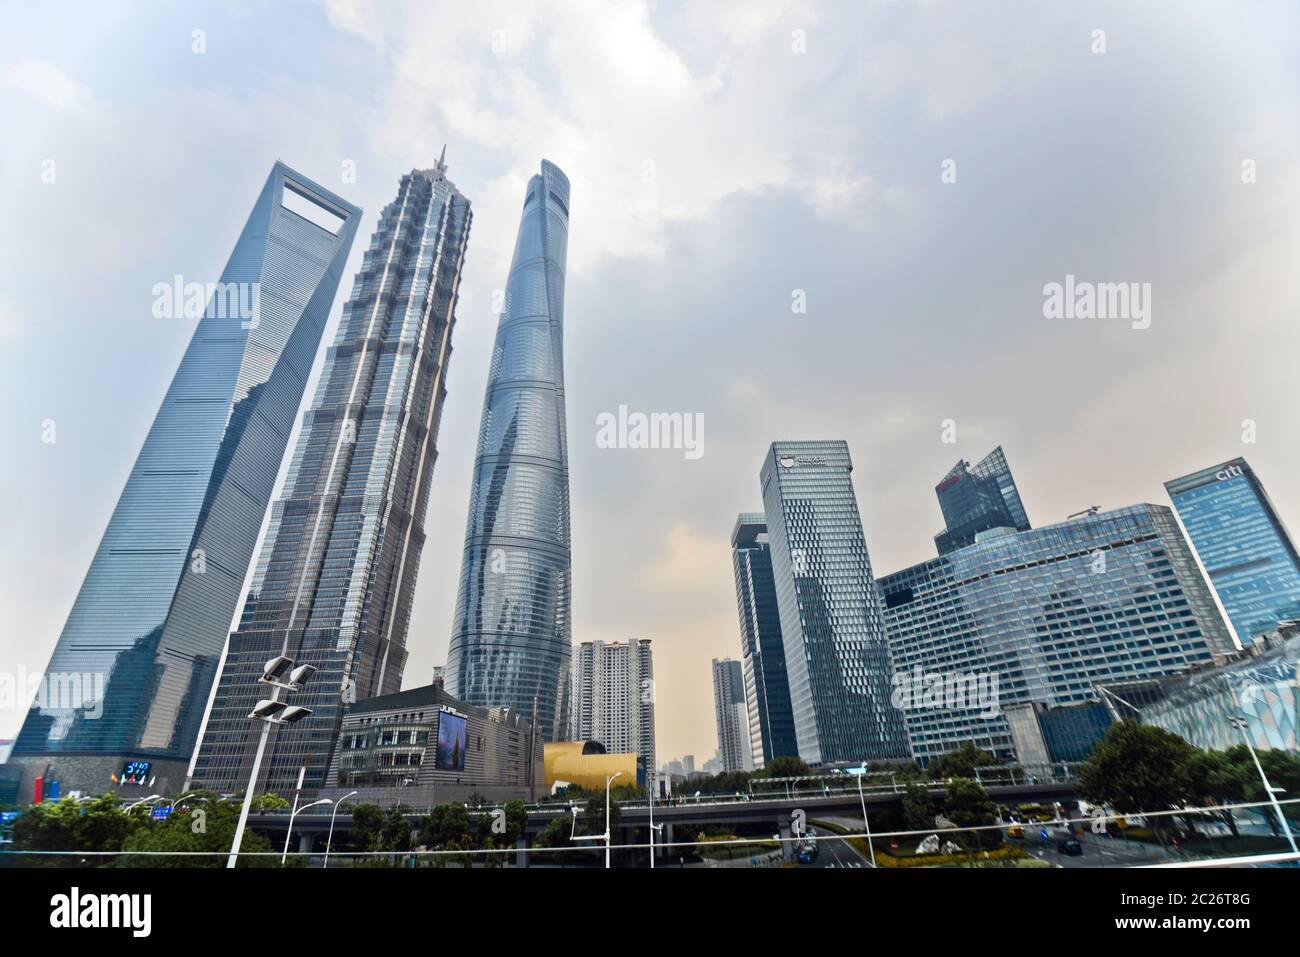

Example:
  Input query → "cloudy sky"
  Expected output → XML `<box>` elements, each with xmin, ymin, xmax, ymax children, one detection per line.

<box><xmin>2</xmin><ymin>0</ymin><xmax>1298</xmax><ymax>764</ymax></box>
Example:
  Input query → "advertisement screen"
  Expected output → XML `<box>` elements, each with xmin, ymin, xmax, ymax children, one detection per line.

<box><xmin>120</xmin><ymin>761</ymin><xmax>152</xmax><ymax>785</ymax></box>
<box><xmin>435</xmin><ymin>711</ymin><xmax>468</xmax><ymax>771</ymax></box>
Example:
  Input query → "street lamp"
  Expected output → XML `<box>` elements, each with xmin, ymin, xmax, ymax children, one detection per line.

<box><xmin>855</xmin><ymin>762</ymin><xmax>876</xmax><ymax>867</ymax></box>
<box><xmin>572</xmin><ymin>771</ymin><xmax>623</xmax><ymax>868</ymax></box>
<box><xmin>324</xmin><ymin>791</ymin><xmax>359</xmax><ymax>868</ymax></box>
<box><xmin>282</xmin><ymin>797</ymin><xmax>332</xmax><ymax>865</ymax></box>
<box><xmin>1227</xmin><ymin>704</ymin><xmax>1298</xmax><ymax>858</ymax></box>
<box><xmin>226</xmin><ymin>655</ymin><xmax>316</xmax><ymax>868</ymax></box>
<box><xmin>124</xmin><ymin>795</ymin><xmax>162</xmax><ymax>814</ymax></box>
<box><xmin>647</xmin><ymin>782</ymin><xmax>664</xmax><ymax>869</ymax></box>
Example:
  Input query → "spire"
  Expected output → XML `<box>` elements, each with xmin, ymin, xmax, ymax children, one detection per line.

<box><xmin>437</xmin><ymin>143</ymin><xmax>447</xmax><ymax>175</ymax></box>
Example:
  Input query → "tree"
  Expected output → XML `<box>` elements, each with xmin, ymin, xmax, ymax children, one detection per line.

<box><xmin>761</xmin><ymin>756</ymin><xmax>810</xmax><ymax>779</ymax></box>
<box><xmin>378</xmin><ymin>806</ymin><xmax>411</xmax><ymax>852</ymax></box>
<box><xmin>902</xmin><ymin>783</ymin><xmax>936</xmax><ymax>832</ymax></box>
<box><xmin>1077</xmin><ymin>721</ymin><xmax>1196</xmax><ymax>838</ymax></box>
<box><xmin>928</xmin><ymin>742</ymin><xmax>996</xmax><ymax>780</ymax></box>
<box><xmin>349</xmin><ymin>803</ymin><xmax>386</xmax><ymax>852</ymax></box>
<box><xmin>251</xmin><ymin>792</ymin><xmax>290</xmax><ymax>812</ymax></box>
<box><xmin>944</xmin><ymin>778</ymin><xmax>999</xmax><ymax>849</ymax></box>
<box><xmin>11</xmin><ymin>795</ymin><xmax>139</xmax><ymax>865</ymax></box>
<box><xmin>118</xmin><ymin>801</ymin><xmax>275</xmax><ymax>867</ymax></box>
<box><xmin>1185</xmin><ymin>749</ymin><xmax>1247</xmax><ymax>836</ymax></box>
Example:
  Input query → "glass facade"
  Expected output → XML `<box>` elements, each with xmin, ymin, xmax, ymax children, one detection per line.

<box><xmin>760</xmin><ymin>441</ymin><xmax>910</xmax><ymax>765</ymax></box>
<box><xmin>934</xmin><ymin>446</ymin><xmax>1030</xmax><ymax>555</ymax></box>
<box><xmin>1130</xmin><ymin>631</ymin><xmax>1300</xmax><ymax>753</ymax></box>
<box><xmin>190</xmin><ymin>162</ymin><xmax>470</xmax><ymax>793</ymax></box>
<box><xmin>445</xmin><ymin>161</ymin><xmax>572</xmax><ymax>741</ymax></box>
<box><xmin>731</xmin><ymin>513</ymin><xmax>797</xmax><ymax>769</ymax></box>
<box><xmin>1165</xmin><ymin>458</ymin><xmax>1300</xmax><ymax>644</ymax></box>
<box><xmin>12</xmin><ymin>163</ymin><xmax>360</xmax><ymax>793</ymax></box>
<box><xmin>880</xmin><ymin>504</ymin><xmax>1237</xmax><ymax>764</ymax></box>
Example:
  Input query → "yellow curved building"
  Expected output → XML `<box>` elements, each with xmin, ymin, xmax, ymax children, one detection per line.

<box><xmin>544</xmin><ymin>741</ymin><xmax>639</xmax><ymax>791</ymax></box>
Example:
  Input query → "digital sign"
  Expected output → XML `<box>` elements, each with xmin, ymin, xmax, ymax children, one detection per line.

<box><xmin>435</xmin><ymin>710</ymin><xmax>468</xmax><ymax>771</ymax></box>
<box><xmin>119</xmin><ymin>761</ymin><xmax>152</xmax><ymax>785</ymax></box>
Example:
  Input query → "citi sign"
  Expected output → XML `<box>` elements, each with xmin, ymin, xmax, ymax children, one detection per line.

<box><xmin>1216</xmin><ymin>463</ymin><xmax>1245</xmax><ymax>482</ymax></box>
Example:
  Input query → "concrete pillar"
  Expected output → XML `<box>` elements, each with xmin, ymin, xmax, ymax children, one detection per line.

<box><xmin>778</xmin><ymin>820</ymin><xmax>795</xmax><ymax>861</ymax></box>
<box><xmin>515</xmin><ymin>836</ymin><xmax>529</xmax><ymax>868</ymax></box>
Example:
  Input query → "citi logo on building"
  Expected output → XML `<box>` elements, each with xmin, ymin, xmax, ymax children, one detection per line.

<box><xmin>49</xmin><ymin>887</ymin><xmax>151</xmax><ymax>937</ymax></box>
<box><xmin>1216</xmin><ymin>463</ymin><xmax>1245</xmax><ymax>482</ymax></box>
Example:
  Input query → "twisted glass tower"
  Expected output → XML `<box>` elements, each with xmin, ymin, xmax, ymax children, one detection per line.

<box><xmin>10</xmin><ymin>163</ymin><xmax>361</xmax><ymax>796</ymax></box>
<box><xmin>446</xmin><ymin>160</ymin><xmax>572</xmax><ymax>741</ymax></box>
<box><xmin>191</xmin><ymin>159</ymin><xmax>472</xmax><ymax>793</ymax></box>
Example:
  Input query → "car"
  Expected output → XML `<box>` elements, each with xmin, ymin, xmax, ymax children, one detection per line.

<box><xmin>1057</xmin><ymin>839</ymin><xmax>1083</xmax><ymax>856</ymax></box>
<box><xmin>797</xmin><ymin>842</ymin><xmax>820</xmax><ymax>864</ymax></box>
<box><xmin>1007</xmin><ymin>825</ymin><xmax>1024</xmax><ymax>839</ymax></box>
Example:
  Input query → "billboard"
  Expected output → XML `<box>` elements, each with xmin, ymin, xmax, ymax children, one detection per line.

<box><xmin>435</xmin><ymin>710</ymin><xmax>468</xmax><ymax>771</ymax></box>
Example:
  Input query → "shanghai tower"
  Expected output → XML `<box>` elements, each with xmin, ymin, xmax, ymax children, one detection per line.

<box><xmin>9</xmin><ymin>163</ymin><xmax>361</xmax><ymax>797</ymax></box>
<box><xmin>191</xmin><ymin>158</ymin><xmax>472</xmax><ymax>793</ymax></box>
<box><xmin>446</xmin><ymin>160</ymin><xmax>572</xmax><ymax>741</ymax></box>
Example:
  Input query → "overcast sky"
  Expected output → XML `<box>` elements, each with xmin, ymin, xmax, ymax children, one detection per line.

<box><xmin>2</xmin><ymin>1</ymin><xmax>1298</xmax><ymax>764</ymax></box>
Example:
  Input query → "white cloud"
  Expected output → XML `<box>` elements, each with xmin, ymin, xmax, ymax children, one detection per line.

<box><xmin>3</xmin><ymin>58</ymin><xmax>92</xmax><ymax>111</ymax></box>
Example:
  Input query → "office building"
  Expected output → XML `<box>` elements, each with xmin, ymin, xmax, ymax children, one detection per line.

<box><xmin>322</xmin><ymin>681</ymin><xmax>543</xmax><ymax>806</ymax></box>
<box><xmin>712</xmin><ymin>658</ymin><xmax>752</xmax><ymax>772</ymax></box>
<box><xmin>570</xmin><ymin>639</ymin><xmax>656</xmax><ymax>789</ymax></box>
<box><xmin>731</xmin><ymin>513</ymin><xmax>797</xmax><ymax>769</ymax></box>
<box><xmin>1165</xmin><ymin>457</ymin><xmax>1300</xmax><ymax>644</ymax></box>
<box><xmin>191</xmin><ymin>159</ymin><xmax>470</xmax><ymax>794</ymax></box>
<box><xmin>8</xmin><ymin>163</ymin><xmax>361</xmax><ymax>797</ymax></box>
<box><xmin>446</xmin><ymin>160</ymin><xmax>573</xmax><ymax>741</ymax></box>
<box><xmin>760</xmin><ymin>441</ymin><xmax>910</xmax><ymax>765</ymax></box>
<box><xmin>880</xmin><ymin>504</ymin><xmax>1237</xmax><ymax>764</ymax></box>
<box><xmin>934</xmin><ymin>446</ymin><xmax>1031</xmax><ymax>555</ymax></box>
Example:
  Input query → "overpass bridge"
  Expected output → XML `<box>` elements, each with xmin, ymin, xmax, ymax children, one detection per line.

<box><xmin>247</xmin><ymin>777</ymin><xmax>1079</xmax><ymax>863</ymax></box>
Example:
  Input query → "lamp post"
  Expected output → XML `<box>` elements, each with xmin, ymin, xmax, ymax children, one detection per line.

<box><xmin>855</xmin><ymin>762</ymin><xmax>876</xmax><ymax>867</ymax></box>
<box><xmin>1228</xmin><ymin>702</ymin><xmax>1298</xmax><ymax>857</ymax></box>
<box><xmin>323</xmin><ymin>790</ymin><xmax>358</xmax><ymax>868</ymax></box>
<box><xmin>647</xmin><ymin>782</ymin><xmax>663</xmax><ymax>869</ymax></box>
<box><xmin>226</xmin><ymin>655</ymin><xmax>317</xmax><ymax>868</ymax></box>
<box><xmin>282</xmin><ymin>797</ymin><xmax>332</xmax><ymax>865</ymax></box>
<box><xmin>124</xmin><ymin>795</ymin><xmax>162</xmax><ymax>815</ymax></box>
<box><xmin>572</xmin><ymin>771</ymin><xmax>623</xmax><ymax>868</ymax></box>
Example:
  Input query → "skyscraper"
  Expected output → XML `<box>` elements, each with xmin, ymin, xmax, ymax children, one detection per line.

<box><xmin>760</xmin><ymin>441</ymin><xmax>910</xmax><ymax>765</ymax></box>
<box><xmin>190</xmin><ymin>160</ymin><xmax>470</xmax><ymax>794</ymax></box>
<box><xmin>1165</xmin><ymin>457</ymin><xmax>1300</xmax><ymax>644</ymax></box>
<box><xmin>731</xmin><ymin>513</ymin><xmax>797</xmax><ymax>769</ymax></box>
<box><xmin>446</xmin><ymin>160</ymin><xmax>572</xmax><ymax>741</ymax></box>
<box><xmin>712</xmin><ymin>658</ymin><xmax>751</xmax><ymax>773</ymax></box>
<box><xmin>9</xmin><ymin>163</ymin><xmax>361</xmax><ymax>796</ymax></box>
<box><xmin>880</xmin><ymin>504</ymin><xmax>1236</xmax><ymax>764</ymax></box>
<box><xmin>934</xmin><ymin>446</ymin><xmax>1030</xmax><ymax>555</ymax></box>
<box><xmin>571</xmin><ymin>639</ymin><xmax>656</xmax><ymax>786</ymax></box>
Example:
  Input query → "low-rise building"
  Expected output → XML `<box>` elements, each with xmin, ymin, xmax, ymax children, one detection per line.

<box><xmin>320</xmin><ymin>682</ymin><xmax>544</xmax><ymax>807</ymax></box>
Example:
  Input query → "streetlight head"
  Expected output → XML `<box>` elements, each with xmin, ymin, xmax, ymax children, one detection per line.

<box><xmin>250</xmin><ymin>698</ymin><xmax>287</xmax><ymax>721</ymax></box>
<box><xmin>288</xmin><ymin>663</ymin><xmax>317</xmax><ymax>688</ymax></box>
<box><xmin>262</xmin><ymin>656</ymin><xmax>293</xmax><ymax>683</ymax></box>
<box><xmin>279</xmin><ymin>705</ymin><xmax>313</xmax><ymax>724</ymax></box>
